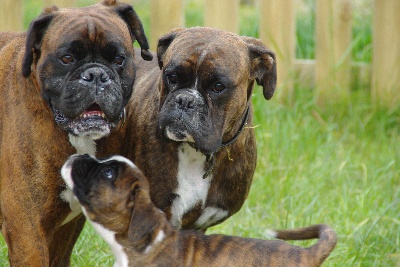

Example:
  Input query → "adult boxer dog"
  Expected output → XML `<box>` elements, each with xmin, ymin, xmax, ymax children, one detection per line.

<box><xmin>0</xmin><ymin>1</ymin><xmax>152</xmax><ymax>265</ymax></box>
<box><xmin>61</xmin><ymin>154</ymin><xmax>337</xmax><ymax>267</ymax></box>
<box><xmin>121</xmin><ymin>27</ymin><xmax>277</xmax><ymax>230</ymax></box>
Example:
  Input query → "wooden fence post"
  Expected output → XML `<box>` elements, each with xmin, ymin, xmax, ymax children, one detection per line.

<box><xmin>43</xmin><ymin>0</ymin><xmax>76</xmax><ymax>8</ymax></box>
<box><xmin>372</xmin><ymin>0</ymin><xmax>400</xmax><ymax>109</ymax></box>
<box><xmin>259</xmin><ymin>0</ymin><xmax>295</xmax><ymax>103</ymax></box>
<box><xmin>204</xmin><ymin>0</ymin><xmax>239</xmax><ymax>34</ymax></box>
<box><xmin>150</xmin><ymin>0</ymin><xmax>184</xmax><ymax>50</ymax></box>
<box><xmin>315</xmin><ymin>0</ymin><xmax>352</xmax><ymax>106</ymax></box>
<box><xmin>0</xmin><ymin>0</ymin><xmax>23</xmax><ymax>32</ymax></box>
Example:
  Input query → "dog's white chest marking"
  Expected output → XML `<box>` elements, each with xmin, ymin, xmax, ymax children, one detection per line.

<box><xmin>60</xmin><ymin>135</ymin><xmax>97</xmax><ymax>226</ymax></box>
<box><xmin>68</xmin><ymin>134</ymin><xmax>97</xmax><ymax>155</ymax></box>
<box><xmin>170</xmin><ymin>143</ymin><xmax>213</xmax><ymax>228</ymax></box>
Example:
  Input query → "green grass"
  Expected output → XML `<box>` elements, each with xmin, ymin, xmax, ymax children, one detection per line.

<box><xmin>2</xmin><ymin>0</ymin><xmax>398</xmax><ymax>266</ymax></box>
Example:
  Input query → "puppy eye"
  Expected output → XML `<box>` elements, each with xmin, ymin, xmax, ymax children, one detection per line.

<box><xmin>166</xmin><ymin>73</ymin><xmax>178</xmax><ymax>85</ymax></box>
<box><xmin>60</xmin><ymin>54</ymin><xmax>74</xmax><ymax>64</ymax></box>
<box><xmin>211</xmin><ymin>82</ymin><xmax>226</xmax><ymax>94</ymax></box>
<box><xmin>113</xmin><ymin>55</ymin><xmax>125</xmax><ymax>66</ymax></box>
<box><xmin>101</xmin><ymin>167</ymin><xmax>116</xmax><ymax>180</ymax></box>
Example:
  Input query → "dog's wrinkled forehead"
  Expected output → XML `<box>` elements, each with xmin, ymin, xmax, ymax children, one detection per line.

<box><xmin>165</xmin><ymin>29</ymin><xmax>250</xmax><ymax>77</ymax></box>
<box><xmin>43</xmin><ymin>9</ymin><xmax>132</xmax><ymax>52</ymax></box>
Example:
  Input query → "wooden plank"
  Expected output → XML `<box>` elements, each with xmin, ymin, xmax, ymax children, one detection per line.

<box><xmin>150</xmin><ymin>0</ymin><xmax>184</xmax><ymax>50</ymax></box>
<box><xmin>43</xmin><ymin>0</ymin><xmax>76</xmax><ymax>8</ymax></box>
<box><xmin>315</xmin><ymin>0</ymin><xmax>352</xmax><ymax>105</ymax></box>
<box><xmin>0</xmin><ymin>0</ymin><xmax>23</xmax><ymax>32</ymax></box>
<box><xmin>293</xmin><ymin>60</ymin><xmax>371</xmax><ymax>91</ymax></box>
<box><xmin>204</xmin><ymin>0</ymin><xmax>239</xmax><ymax>34</ymax></box>
<box><xmin>259</xmin><ymin>0</ymin><xmax>295</xmax><ymax>103</ymax></box>
<box><xmin>372</xmin><ymin>0</ymin><xmax>400</xmax><ymax>109</ymax></box>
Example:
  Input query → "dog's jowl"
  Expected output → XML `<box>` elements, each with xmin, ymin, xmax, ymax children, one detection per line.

<box><xmin>62</xmin><ymin>154</ymin><xmax>337</xmax><ymax>267</ymax></box>
<box><xmin>0</xmin><ymin>0</ymin><xmax>151</xmax><ymax>265</ymax></box>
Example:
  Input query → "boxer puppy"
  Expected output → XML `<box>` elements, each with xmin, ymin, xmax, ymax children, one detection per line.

<box><xmin>121</xmin><ymin>27</ymin><xmax>277</xmax><ymax>230</ymax></box>
<box><xmin>0</xmin><ymin>1</ymin><xmax>152</xmax><ymax>265</ymax></box>
<box><xmin>61</xmin><ymin>154</ymin><xmax>337</xmax><ymax>267</ymax></box>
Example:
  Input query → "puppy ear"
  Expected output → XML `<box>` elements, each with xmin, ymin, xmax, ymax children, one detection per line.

<box><xmin>242</xmin><ymin>36</ymin><xmax>277</xmax><ymax>100</ymax></box>
<box><xmin>112</xmin><ymin>3</ymin><xmax>153</xmax><ymax>61</ymax></box>
<box><xmin>157</xmin><ymin>28</ymin><xmax>184</xmax><ymax>69</ymax></box>
<box><xmin>22</xmin><ymin>7</ymin><xmax>58</xmax><ymax>78</ymax></box>
<box><xmin>127</xmin><ymin>187</ymin><xmax>163</xmax><ymax>252</ymax></box>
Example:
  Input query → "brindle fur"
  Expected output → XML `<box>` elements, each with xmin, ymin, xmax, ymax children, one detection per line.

<box><xmin>0</xmin><ymin>1</ymin><xmax>150</xmax><ymax>265</ymax></box>
<box><xmin>63</xmin><ymin>155</ymin><xmax>337</xmax><ymax>267</ymax></box>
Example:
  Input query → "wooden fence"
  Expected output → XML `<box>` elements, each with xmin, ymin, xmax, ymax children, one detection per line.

<box><xmin>0</xmin><ymin>0</ymin><xmax>399</xmax><ymax>108</ymax></box>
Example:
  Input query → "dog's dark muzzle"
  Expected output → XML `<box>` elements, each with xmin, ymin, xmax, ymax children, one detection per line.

<box><xmin>49</xmin><ymin>64</ymin><xmax>126</xmax><ymax>138</ymax></box>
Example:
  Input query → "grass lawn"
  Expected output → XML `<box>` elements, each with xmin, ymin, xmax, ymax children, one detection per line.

<box><xmin>1</xmin><ymin>0</ymin><xmax>399</xmax><ymax>266</ymax></box>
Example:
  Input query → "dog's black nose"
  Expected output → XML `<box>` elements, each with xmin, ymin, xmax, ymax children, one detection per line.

<box><xmin>81</xmin><ymin>67</ymin><xmax>111</xmax><ymax>86</ymax></box>
<box><xmin>175</xmin><ymin>93</ymin><xmax>195</xmax><ymax>110</ymax></box>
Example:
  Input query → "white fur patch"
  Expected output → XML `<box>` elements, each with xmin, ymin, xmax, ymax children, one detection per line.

<box><xmin>144</xmin><ymin>230</ymin><xmax>166</xmax><ymax>254</ymax></box>
<box><xmin>68</xmin><ymin>134</ymin><xmax>97</xmax><ymax>155</ymax></box>
<box><xmin>170</xmin><ymin>143</ymin><xmax>212</xmax><ymax>228</ymax></box>
<box><xmin>60</xmin><ymin>156</ymin><xmax>82</xmax><ymax>225</ymax></box>
<box><xmin>97</xmin><ymin>155</ymin><xmax>137</xmax><ymax>169</ymax></box>
<box><xmin>60</xmin><ymin>189</ymin><xmax>82</xmax><ymax>225</ymax></box>
<box><xmin>195</xmin><ymin>207</ymin><xmax>228</xmax><ymax>229</ymax></box>
<box><xmin>83</xmin><ymin>209</ymin><xmax>129</xmax><ymax>267</ymax></box>
<box><xmin>264</xmin><ymin>229</ymin><xmax>278</xmax><ymax>239</ymax></box>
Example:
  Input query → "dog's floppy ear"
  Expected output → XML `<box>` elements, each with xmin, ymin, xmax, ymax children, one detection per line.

<box><xmin>107</xmin><ymin>1</ymin><xmax>153</xmax><ymax>61</ymax></box>
<box><xmin>242</xmin><ymin>36</ymin><xmax>277</xmax><ymax>100</ymax></box>
<box><xmin>157</xmin><ymin>28</ymin><xmax>185</xmax><ymax>69</ymax></box>
<box><xmin>127</xmin><ymin>185</ymin><xmax>162</xmax><ymax>252</ymax></box>
<box><xmin>22</xmin><ymin>6</ymin><xmax>58</xmax><ymax>77</ymax></box>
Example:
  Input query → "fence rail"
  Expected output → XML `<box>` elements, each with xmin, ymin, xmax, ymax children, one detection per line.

<box><xmin>0</xmin><ymin>0</ymin><xmax>399</xmax><ymax>108</ymax></box>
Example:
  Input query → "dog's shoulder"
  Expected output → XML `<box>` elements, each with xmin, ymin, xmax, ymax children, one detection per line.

<box><xmin>0</xmin><ymin>32</ymin><xmax>25</xmax><ymax>52</ymax></box>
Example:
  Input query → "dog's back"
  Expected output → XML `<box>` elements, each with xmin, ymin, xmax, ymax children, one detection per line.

<box><xmin>0</xmin><ymin>32</ymin><xmax>24</xmax><ymax>51</ymax></box>
<box><xmin>178</xmin><ymin>224</ymin><xmax>336</xmax><ymax>267</ymax></box>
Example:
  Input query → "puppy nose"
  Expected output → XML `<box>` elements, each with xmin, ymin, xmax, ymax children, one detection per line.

<box><xmin>81</xmin><ymin>67</ymin><xmax>110</xmax><ymax>85</ymax></box>
<box><xmin>175</xmin><ymin>93</ymin><xmax>195</xmax><ymax>110</ymax></box>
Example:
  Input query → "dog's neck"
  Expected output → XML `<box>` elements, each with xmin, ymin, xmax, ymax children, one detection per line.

<box><xmin>68</xmin><ymin>134</ymin><xmax>97</xmax><ymax>155</ymax></box>
<box><xmin>104</xmin><ymin>211</ymin><xmax>178</xmax><ymax>266</ymax></box>
<box><xmin>87</xmin><ymin>192</ymin><xmax>179</xmax><ymax>266</ymax></box>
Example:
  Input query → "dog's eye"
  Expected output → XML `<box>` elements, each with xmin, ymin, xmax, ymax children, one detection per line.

<box><xmin>101</xmin><ymin>167</ymin><xmax>116</xmax><ymax>180</ymax></box>
<box><xmin>60</xmin><ymin>55</ymin><xmax>74</xmax><ymax>64</ymax></box>
<box><xmin>166</xmin><ymin>73</ymin><xmax>178</xmax><ymax>85</ymax></box>
<box><xmin>211</xmin><ymin>82</ymin><xmax>226</xmax><ymax>94</ymax></box>
<box><xmin>113</xmin><ymin>55</ymin><xmax>125</xmax><ymax>66</ymax></box>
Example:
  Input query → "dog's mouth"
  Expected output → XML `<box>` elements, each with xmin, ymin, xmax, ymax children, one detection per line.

<box><xmin>53</xmin><ymin>103</ymin><xmax>123</xmax><ymax>140</ymax></box>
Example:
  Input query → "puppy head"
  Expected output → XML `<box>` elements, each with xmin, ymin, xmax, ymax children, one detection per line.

<box><xmin>61</xmin><ymin>154</ymin><xmax>165</xmax><ymax>252</ymax></box>
<box><xmin>22</xmin><ymin>1</ymin><xmax>152</xmax><ymax>140</ymax></box>
<box><xmin>155</xmin><ymin>27</ymin><xmax>276</xmax><ymax>154</ymax></box>
<box><xmin>61</xmin><ymin>154</ymin><xmax>149</xmax><ymax>233</ymax></box>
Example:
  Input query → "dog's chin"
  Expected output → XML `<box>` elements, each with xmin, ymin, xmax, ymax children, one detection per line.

<box><xmin>163</xmin><ymin>126</ymin><xmax>219</xmax><ymax>155</ymax></box>
<box><xmin>165</xmin><ymin>126</ymin><xmax>195</xmax><ymax>143</ymax></box>
<box><xmin>53</xmin><ymin>107</ymin><xmax>121</xmax><ymax>140</ymax></box>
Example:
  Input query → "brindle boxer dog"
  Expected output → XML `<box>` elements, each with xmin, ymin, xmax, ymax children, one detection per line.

<box><xmin>0</xmin><ymin>1</ymin><xmax>152</xmax><ymax>265</ymax></box>
<box><xmin>120</xmin><ymin>27</ymin><xmax>277</xmax><ymax>230</ymax></box>
<box><xmin>61</xmin><ymin>154</ymin><xmax>337</xmax><ymax>267</ymax></box>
